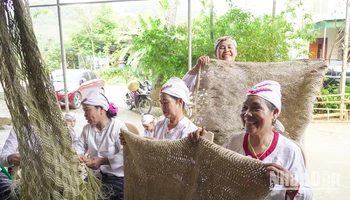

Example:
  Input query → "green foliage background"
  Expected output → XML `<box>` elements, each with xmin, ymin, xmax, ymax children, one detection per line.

<box><xmin>33</xmin><ymin>0</ymin><xmax>318</xmax><ymax>86</ymax></box>
<box><xmin>124</xmin><ymin>5</ymin><xmax>317</xmax><ymax>84</ymax></box>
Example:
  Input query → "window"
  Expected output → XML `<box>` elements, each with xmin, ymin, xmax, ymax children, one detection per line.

<box><xmin>82</xmin><ymin>72</ymin><xmax>90</xmax><ymax>81</ymax></box>
<box><xmin>89</xmin><ymin>71</ymin><xmax>97</xmax><ymax>80</ymax></box>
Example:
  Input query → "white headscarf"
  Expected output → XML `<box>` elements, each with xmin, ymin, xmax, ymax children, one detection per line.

<box><xmin>64</xmin><ymin>112</ymin><xmax>76</xmax><ymax>120</ymax></box>
<box><xmin>141</xmin><ymin>113</ymin><xmax>155</xmax><ymax>125</ymax></box>
<box><xmin>214</xmin><ymin>36</ymin><xmax>237</xmax><ymax>52</ymax></box>
<box><xmin>247</xmin><ymin>80</ymin><xmax>285</xmax><ymax>132</ymax></box>
<box><xmin>161</xmin><ymin>77</ymin><xmax>190</xmax><ymax>114</ymax></box>
<box><xmin>82</xmin><ymin>90</ymin><xmax>109</xmax><ymax>111</ymax></box>
<box><xmin>161</xmin><ymin>77</ymin><xmax>190</xmax><ymax>105</ymax></box>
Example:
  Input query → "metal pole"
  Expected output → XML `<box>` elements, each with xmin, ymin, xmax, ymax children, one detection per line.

<box><xmin>323</xmin><ymin>24</ymin><xmax>327</xmax><ymax>59</ymax></box>
<box><xmin>340</xmin><ymin>0</ymin><xmax>350</xmax><ymax>119</ymax></box>
<box><xmin>57</xmin><ymin>0</ymin><xmax>69</xmax><ymax>112</ymax></box>
<box><xmin>188</xmin><ymin>0</ymin><xmax>192</xmax><ymax>71</ymax></box>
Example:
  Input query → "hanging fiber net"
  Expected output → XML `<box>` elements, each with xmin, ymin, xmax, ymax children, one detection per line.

<box><xmin>191</xmin><ymin>59</ymin><xmax>328</xmax><ymax>145</ymax></box>
<box><xmin>0</xmin><ymin>0</ymin><xmax>102</xmax><ymax>199</ymax></box>
<box><xmin>122</xmin><ymin>129</ymin><xmax>271</xmax><ymax>200</ymax></box>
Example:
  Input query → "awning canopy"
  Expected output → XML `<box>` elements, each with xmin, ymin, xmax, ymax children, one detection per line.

<box><xmin>314</xmin><ymin>19</ymin><xmax>344</xmax><ymax>29</ymax></box>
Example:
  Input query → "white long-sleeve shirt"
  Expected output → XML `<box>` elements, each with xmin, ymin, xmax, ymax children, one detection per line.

<box><xmin>223</xmin><ymin>132</ymin><xmax>313</xmax><ymax>200</ymax></box>
<box><xmin>0</xmin><ymin>129</ymin><xmax>18</xmax><ymax>167</ymax></box>
<box><xmin>153</xmin><ymin>117</ymin><xmax>197</xmax><ymax>140</ymax></box>
<box><xmin>76</xmin><ymin>118</ymin><xmax>126</xmax><ymax>177</ymax></box>
<box><xmin>0</xmin><ymin>125</ymin><xmax>84</xmax><ymax>167</ymax></box>
<box><xmin>182</xmin><ymin>73</ymin><xmax>197</xmax><ymax>92</ymax></box>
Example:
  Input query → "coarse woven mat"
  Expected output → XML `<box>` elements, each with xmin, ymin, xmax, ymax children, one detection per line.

<box><xmin>191</xmin><ymin>59</ymin><xmax>328</xmax><ymax>145</ymax></box>
<box><xmin>122</xmin><ymin>129</ymin><xmax>271</xmax><ymax>200</ymax></box>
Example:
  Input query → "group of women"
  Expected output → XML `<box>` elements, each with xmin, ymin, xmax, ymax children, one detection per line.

<box><xmin>0</xmin><ymin>35</ymin><xmax>312</xmax><ymax>200</ymax></box>
<box><xmin>120</xmin><ymin>36</ymin><xmax>311</xmax><ymax>199</ymax></box>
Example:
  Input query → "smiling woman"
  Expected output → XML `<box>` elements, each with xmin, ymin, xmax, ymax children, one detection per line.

<box><xmin>189</xmin><ymin>80</ymin><xmax>313</xmax><ymax>200</ymax></box>
<box><xmin>183</xmin><ymin>36</ymin><xmax>238</xmax><ymax>92</ymax></box>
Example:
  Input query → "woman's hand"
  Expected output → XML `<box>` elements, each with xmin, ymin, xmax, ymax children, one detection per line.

<box><xmin>264</xmin><ymin>163</ymin><xmax>299</xmax><ymax>196</ymax></box>
<box><xmin>85</xmin><ymin>157</ymin><xmax>109</xmax><ymax>170</ymax></box>
<box><xmin>7</xmin><ymin>153</ymin><xmax>21</xmax><ymax>166</ymax></box>
<box><xmin>78</xmin><ymin>154</ymin><xmax>90</xmax><ymax>163</ymax></box>
<box><xmin>119</xmin><ymin>132</ymin><xmax>127</xmax><ymax>145</ymax></box>
<box><xmin>188</xmin><ymin>127</ymin><xmax>206</xmax><ymax>142</ymax></box>
<box><xmin>78</xmin><ymin>156</ymin><xmax>85</xmax><ymax>163</ymax></box>
<box><xmin>188</xmin><ymin>56</ymin><xmax>210</xmax><ymax>75</ymax></box>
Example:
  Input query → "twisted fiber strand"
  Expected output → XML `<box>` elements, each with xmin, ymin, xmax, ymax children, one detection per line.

<box><xmin>122</xmin><ymin>129</ymin><xmax>271</xmax><ymax>200</ymax></box>
<box><xmin>0</xmin><ymin>0</ymin><xmax>103</xmax><ymax>199</ymax></box>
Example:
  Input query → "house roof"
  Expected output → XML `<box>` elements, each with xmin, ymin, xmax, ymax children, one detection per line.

<box><xmin>314</xmin><ymin>19</ymin><xmax>345</xmax><ymax>29</ymax></box>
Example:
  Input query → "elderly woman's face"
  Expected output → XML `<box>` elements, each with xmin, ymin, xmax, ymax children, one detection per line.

<box><xmin>240</xmin><ymin>96</ymin><xmax>277</xmax><ymax>135</ymax></box>
<box><xmin>215</xmin><ymin>40</ymin><xmax>237</xmax><ymax>61</ymax></box>
<box><xmin>82</xmin><ymin>104</ymin><xmax>102</xmax><ymax>126</ymax></box>
<box><xmin>160</xmin><ymin>93</ymin><xmax>182</xmax><ymax>119</ymax></box>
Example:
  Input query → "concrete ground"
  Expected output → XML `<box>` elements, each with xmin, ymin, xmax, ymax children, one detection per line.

<box><xmin>304</xmin><ymin>122</ymin><xmax>350</xmax><ymax>199</ymax></box>
<box><xmin>0</xmin><ymin>85</ymin><xmax>349</xmax><ymax>199</ymax></box>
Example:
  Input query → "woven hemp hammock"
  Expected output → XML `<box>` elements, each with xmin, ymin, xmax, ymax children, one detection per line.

<box><xmin>0</xmin><ymin>0</ymin><xmax>103</xmax><ymax>199</ymax></box>
<box><xmin>191</xmin><ymin>59</ymin><xmax>328</xmax><ymax>145</ymax></box>
<box><xmin>122</xmin><ymin>129</ymin><xmax>271</xmax><ymax>200</ymax></box>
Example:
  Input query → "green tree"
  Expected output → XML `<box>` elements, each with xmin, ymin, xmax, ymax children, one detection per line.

<box><xmin>41</xmin><ymin>40</ymin><xmax>61</xmax><ymax>72</ymax></box>
<box><xmin>70</xmin><ymin>5</ymin><xmax>118</xmax><ymax>70</ymax></box>
<box><xmin>129</xmin><ymin>17</ymin><xmax>190</xmax><ymax>83</ymax></box>
<box><xmin>128</xmin><ymin>4</ymin><xmax>317</xmax><ymax>85</ymax></box>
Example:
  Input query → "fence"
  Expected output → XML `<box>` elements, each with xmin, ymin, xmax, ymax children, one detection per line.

<box><xmin>313</xmin><ymin>93</ymin><xmax>350</xmax><ymax>121</ymax></box>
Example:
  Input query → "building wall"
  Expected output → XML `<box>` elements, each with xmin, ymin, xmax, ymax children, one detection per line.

<box><xmin>312</xmin><ymin>0</ymin><xmax>347</xmax><ymax>22</ymax></box>
<box><xmin>310</xmin><ymin>0</ymin><xmax>346</xmax><ymax>61</ymax></box>
<box><xmin>315</xmin><ymin>28</ymin><xmax>342</xmax><ymax>60</ymax></box>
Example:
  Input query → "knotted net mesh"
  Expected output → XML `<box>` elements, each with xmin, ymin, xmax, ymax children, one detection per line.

<box><xmin>191</xmin><ymin>59</ymin><xmax>328</xmax><ymax>145</ymax></box>
<box><xmin>0</xmin><ymin>0</ymin><xmax>102</xmax><ymax>199</ymax></box>
<box><xmin>122</xmin><ymin>129</ymin><xmax>271</xmax><ymax>200</ymax></box>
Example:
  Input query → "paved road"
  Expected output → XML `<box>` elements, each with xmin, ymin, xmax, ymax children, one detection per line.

<box><xmin>0</xmin><ymin>85</ymin><xmax>350</xmax><ymax>199</ymax></box>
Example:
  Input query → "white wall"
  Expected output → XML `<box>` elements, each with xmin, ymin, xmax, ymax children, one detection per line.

<box><xmin>315</xmin><ymin>28</ymin><xmax>341</xmax><ymax>60</ymax></box>
<box><xmin>311</xmin><ymin>0</ymin><xmax>347</xmax><ymax>22</ymax></box>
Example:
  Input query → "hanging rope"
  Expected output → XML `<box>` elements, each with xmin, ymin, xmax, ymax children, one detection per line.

<box><xmin>0</xmin><ymin>0</ymin><xmax>103</xmax><ymax>199</ymax></box>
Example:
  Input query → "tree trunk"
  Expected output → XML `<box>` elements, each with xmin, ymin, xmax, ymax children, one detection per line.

<box><xmin>165</xmin><ymin>0</ymin><xmax>179</xmax><ymax>28</ymax></box>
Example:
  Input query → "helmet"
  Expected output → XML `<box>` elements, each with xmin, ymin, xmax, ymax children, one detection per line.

<box><xmin>127</xmin><ymin>80</ymin><xmax>140</xmax><ymax>92</ymax></box>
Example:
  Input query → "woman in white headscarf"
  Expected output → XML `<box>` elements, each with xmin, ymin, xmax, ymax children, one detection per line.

<box><xmin>120</xmin><ymin>77</ymin><xmax>198</xmax><ymax>144</ymax></box>
<box><xmin>76</xmin><ymin>90</ymin><xmax>125</xmax><ymax>200</ymax></box>
<box><xmin>140</xmin><ymin>113</ymin><xmax>157</xmax><ymax>137</ymax></box>
<box><xmin>189</xmin><ymin>80</ymin><xmax>312</xmax><ymax>200</ymax></box>
<box><xmin>183</xmin><ymin>36</ymin><xmax>238</xmax><ymax>91</ymax></box>
<box><xmin>152</xmin><ymin>77</ymin><xmax>198</xmax><ymax>140</ymax></box>
<box><xmin>64</xmin><ymin>112</ymin><xmax>82</xmax><ymax>150</ymax></box>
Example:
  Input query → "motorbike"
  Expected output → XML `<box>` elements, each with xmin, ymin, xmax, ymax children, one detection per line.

<box><xmin>124</xmin><ymin>80</ymin><xmax>152</xmax><ymax>114</ymax></box>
